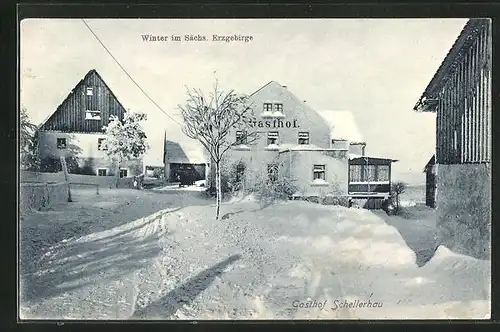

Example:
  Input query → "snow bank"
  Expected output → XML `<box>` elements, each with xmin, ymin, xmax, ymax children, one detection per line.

<box><xmin>272</xmin><ymin>202</ymin><xmax>416</xmax><ymax>268</ymax></box>
<box><xmin>228</xmin><ymin>193</ymin><xmax>258</xmax><ymax>204</ymax></box>
<box><xmin>400</xmin><ymin>200</ymin><xmax>417</xmax><ymax>208</ymax></box>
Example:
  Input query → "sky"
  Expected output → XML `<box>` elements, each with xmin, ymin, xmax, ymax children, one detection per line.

<box><xmin>20</xmin><ymin>18</ymin><xmax>468</xmax><ymax>183</ymax></box>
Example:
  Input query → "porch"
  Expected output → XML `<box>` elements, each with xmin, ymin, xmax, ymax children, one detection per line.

<box><xmin>348</xmin><ymin>155</ymin><xmax>397</xmax><ymax>209</ymax></box>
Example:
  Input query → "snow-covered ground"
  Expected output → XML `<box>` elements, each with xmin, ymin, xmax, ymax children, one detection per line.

<box><xmin>19</xmin><ymin>189</ymin><xmax>490</xmax><ymax>320</ymax></box>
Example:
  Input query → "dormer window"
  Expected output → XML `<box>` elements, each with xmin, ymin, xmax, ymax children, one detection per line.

<box><xmin>86</xmin><ymin>87</ymin><xmax>94</xmax><ymax>96</ymax></box>
<box><xmin>85</xmin><ymin>110</ymin><xmax>101</xmax><ymax>120</ymax></box>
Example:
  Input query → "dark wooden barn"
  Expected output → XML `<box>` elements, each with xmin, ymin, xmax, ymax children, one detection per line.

<box><xmin>413</xmin><ymin>18</ymin><xmax>492</xmax><ymax>259</ymax></box>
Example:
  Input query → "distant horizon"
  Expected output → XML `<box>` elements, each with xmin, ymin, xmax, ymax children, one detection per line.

<box><xmin>21</xmin><ymin>18</ymin><xmax>467</xmax><ymax>177</ymax></box>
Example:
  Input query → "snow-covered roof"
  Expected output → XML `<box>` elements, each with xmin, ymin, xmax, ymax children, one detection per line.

<box><xmin>278</xmin><ymin>143</ymin><xmax>325</xmax><ymax>152</ymax></box>
<box><xmin>349</xmin><ymin>153</ymin><xmax>398</xmax><ymax>162</ymax></box>
<box><xmin>316</xmin><ymin>110</ymin><xmax>365</xmax><ymax>144</ymax></box>
<box><xmin>165</xmin><ymin>138</ymin><xmax>208</xmax><ymax>164</ymax></box>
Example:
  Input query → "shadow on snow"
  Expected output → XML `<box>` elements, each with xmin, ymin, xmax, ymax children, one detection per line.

<box><xmin>131</xmin><ymin>254</ymin><xmax>242</xmax><ymax>319</ymax></box>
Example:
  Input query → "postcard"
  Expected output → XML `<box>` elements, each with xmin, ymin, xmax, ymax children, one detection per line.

<box><xmin>19</xmin><ymin>17</ymin><xmax>491</xmax><ymax>320</ymax></box>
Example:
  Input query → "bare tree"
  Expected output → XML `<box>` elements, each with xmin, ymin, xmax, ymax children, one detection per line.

<box><xmin>179</xmin><ymin>80</ymin><xmax>259</xmax><ymax>220</ymax></box>
<box><xmin>391</xmin><ymin>181</ymin><xmax>407</xmax><ymax>212</ymax></box>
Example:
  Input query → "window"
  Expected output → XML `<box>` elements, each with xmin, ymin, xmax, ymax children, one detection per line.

<box><xmin>98</xmin><ymin>138</ymin><xmax>107</xmax><ymax>151</ymax></box>
<box><xmin>274</xmin><ymin>103</ymin><xmax>283</xmax><ymax>113</ymax></box>
<box><xmin>377</xmin><ymin>165</ymin><xmax>390</xmax><ymax>182</ymax></box>
<box><xmin>235</xmin><ymin>131</ymin><xmax>247</xmax><ymax>145</ymax></box>
<box><xmin>263</xmin><ymin>103</ymin><xmax>273</xmax><ymax>112</ymax></box>
<box><xmin>349</xmin><ymin>165</ymin><xmax>362</xmax><ymax>182</ymax></box>
<box><xmin>86</xmin><ymin>87</ymin><xmax>94</xmax><ymax>96</ymax></box>
<box><xmin>267</xmin><ymin>131</ymin><xmax>279</xmax><ymax>145</ymax></box>
<box><xmin>119</xmin><ymin>169</ymin><xmax>128</xmax><ymax>178</ymax></box>
<box><xmin>57</xmin><ymin>138</ymin><xmax>67</xmax><ymax>149</ymax></box>
<box><xmin>349</xmin><ymin>164</ymin><xmax>390</xmax><ymax>182</ymax></box>
<box><xmin>98</xmin><ymin>168</ymin><xmax>107</xmax><ymax>176</ymax></box>
<box><xmin>267</xmin><ymin>164</ymin><xmax>279</xmax><ymax>182</ymax></box>
<box><xmin>367</xmin><ymin>165</ymin><xmax>377</xmax><ymax>182</ymax></box>
<box><xmin>298</xmin><ymin>132</ymin><xmax>310</xmax><ymax>145</ymax></box>
<box><xmin>313</xmin><ymin>165</ymin><xmax>326</xmax><ymax>180</ymax></box>
<box><xmin>85</xmin><ymin>110</ymin><xmax>101</xmax><ymax>120</ymax></box>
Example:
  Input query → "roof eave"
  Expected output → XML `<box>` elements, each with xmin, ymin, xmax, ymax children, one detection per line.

<box><xmin>414</xmin><ymin>98</ymin><xmax>439</xmax><ymax>113</ymax></box>
<box><xmin>412</xmin><ymin>19</ymin><xmax>485</xmax><ymax>112</ymax></box>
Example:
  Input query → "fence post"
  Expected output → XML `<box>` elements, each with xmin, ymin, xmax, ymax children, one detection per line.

<box><xmin>60</xmin><ymin>156</ymin><xmax>72</xmax><ymax>202</ymax></box>
<box><xmin>96</xmin><ymin>184</ymin><xmax>99</xmax><ymax>195</ymax></box>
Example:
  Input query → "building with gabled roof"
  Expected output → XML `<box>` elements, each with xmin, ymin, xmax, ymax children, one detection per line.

<box><xmin>412</xmin><ymin>19</ymin><xmax>491</xmax><ymax>259</ymax></box>
<box><xmin>203</xmin><ymin>80</ymin><xmax>398</xmax><ymax>208</ymax></box>
<box><xmin>36</xmin><ymin>69</ymin><xmax>144</xmax><ymax>177</ymax></box>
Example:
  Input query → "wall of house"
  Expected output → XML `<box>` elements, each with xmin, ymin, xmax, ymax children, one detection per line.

<box><xmin>38</xmin><ymin>131</ymin><xmax>143</xmax><ymax>176</ymax></box>
<box><xmin>436</xmin><ymin>163</ymin><xmax>491</xmax><ymax>259</ymax></box>
<box><xmin>39</xmin><ymin>131</ymin><xmax>108</xmax><ymax>160</ymax></box>
<box><xmin>221</xmin><ymin>82</ymin><xmax>332</xmax><ymax>188</ymax></box>
<box><xmin>280</xmin><ymin>149</ymin><xmax>349</xmax><ymax>198</ymax></box>
<box><xmin>244</xmin><ymin>82</ymin><xmax>332</xmax><ymax>149</ymax></box>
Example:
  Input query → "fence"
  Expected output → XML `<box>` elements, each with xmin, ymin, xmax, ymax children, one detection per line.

<box><xmin>21</xmin><ymin>171</ymin><xmax>135</xmax><ymax>188</ymax></box>
<box><xmin>20</xmin><ymin>181</ymin><xmax>69</xmax><ymax>211</ymax></box>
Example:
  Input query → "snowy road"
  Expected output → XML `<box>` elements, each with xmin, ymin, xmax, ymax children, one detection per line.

<box><xmin>19</xmin><ymin>187</ymin><xmax>490</xmax><ymax>320</ymax></box>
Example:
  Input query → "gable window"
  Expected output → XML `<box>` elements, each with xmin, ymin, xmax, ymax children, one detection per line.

<box><xmin>97</xmin><ymin>168</ymin><xmax>107</xmax><ymax>176</ymax></box>
<box><xmin>235</xmin><ymin>130</ymin><xmax>247</xmax><ymax>145</ymax></box>
<box><xmin>85</xmin><ymin>110</ymin><xmax>101</xmax><ymax>120</ymax></box>
<box><xmin>86</xmin><ymin>87</ymin><xmax>94</xmax><ymax>96</ymax></box>
<box><xmin>119</xmin><ymin>169</ymin><xmax>128</xmax><ymax>178</ymax></box>
<box><xmin>267</xmin><ymin>131</ymin><xmax>279</xmax><ymax>145</ymax></box>
<box><xmin>313</xmin><ymin>165</ymin><xmax>326</xmax><ymax>181</ymax></box>
<box><xmin>98</xmin><ymin>138</ymin><xmax>107</xmax><ymax>151</ymax></box>
<box><xmin>298</xmin><ymin>132</ymin><xmax>310</xmax><ymax>145</ymax></box>
<box><xmin>274</xmin><ymin>103</ymin><xmax>283</xmax><ymax>114</ymax></box>
<box><xmin>263</xmin><ymin>103</ymin><xmax>273</xmax><ymax>112</ymax></box>
<box><xmin>267</xmin><ymin>163</ymin><xmax>279</xmax><ymax>183</ymax></box>
<box><xmin>56</xmin><ymin>138</ymin><xmax>67</xmax><ymax>149</ymax></box>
